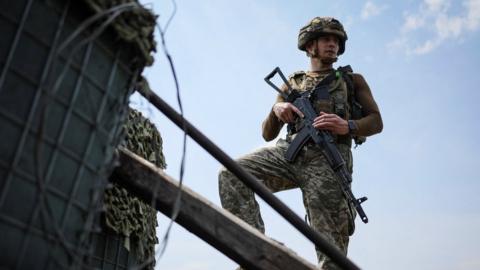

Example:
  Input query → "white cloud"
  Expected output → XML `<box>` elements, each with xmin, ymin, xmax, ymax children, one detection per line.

<box><xmin>465</xmin><ymin>0</ymin><xmax>480</xmax><ymax>30</ymax></box>
<box><xmin>401</xmin><ymin>14</ymin><xmax>425</xmax><ymax>32</ymax></box>
<box><xmin>435</xmin><ymin>14</ymin><xmax>464</xmax><ymax>39</ymax></box>
<box><xmin>389</xmin><ymin>0</ymin><xmax>480</xmax><ymax>55</ymax></box>
<box><xmin>425</xmin><ymin>0</ymin><xmax>449</xmax><ymax>13</ymax></box>
<box><xmin>361</xmin><ymin>1</ymin><xmax>387</xmax><ymax>20</ymax></box>
<box><xmin>412</xmin><ymin>39</ymin><xmax>437</xmax><ymax>54</ymax></box>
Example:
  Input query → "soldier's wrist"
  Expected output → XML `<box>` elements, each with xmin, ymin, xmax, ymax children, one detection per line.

<box><xmin>348</xmin><ymin>120</ymin><xmax>358</xmax><ymax>135</ymax></box>
<box><xmin>271</xmin><ymin>105</ymin><xmax>282</xmax><ymax>122</ymax></box>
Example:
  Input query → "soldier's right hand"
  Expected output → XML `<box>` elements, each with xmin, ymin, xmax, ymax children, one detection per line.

<box><xmin>273</xmin><ymin>102</ymin><xmax>304</xmax><ymax>123</ymax></box>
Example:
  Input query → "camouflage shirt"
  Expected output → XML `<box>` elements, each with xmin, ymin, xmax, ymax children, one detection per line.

<box><xmin>262</xmin><ymin>68</ymin><xmax>383</xmax><ymax>142</ymax></box>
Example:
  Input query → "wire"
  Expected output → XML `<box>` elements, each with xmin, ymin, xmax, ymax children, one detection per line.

<box><xmin>39</xmin><ymin>0</ymin><xmax>183</xmax><ymax>267</ymax></box>
<box><xmin>132</xmin><ymin>0</ymin><xmax>183</xmax><ymax>268</ymax></box>
<box><xmin>152</xmin><ymin>0</ymin><xmax>185</xmax><ymax>261</ymax></box>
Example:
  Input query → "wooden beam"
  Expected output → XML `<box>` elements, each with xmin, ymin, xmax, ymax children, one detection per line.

<box><xmin>112</xmin><ymin>148</ymin><xmax>317</xmax><ymax>270</ymax></box>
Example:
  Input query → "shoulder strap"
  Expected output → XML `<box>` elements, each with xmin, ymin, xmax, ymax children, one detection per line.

<box><xmin>337</xmin><ymin>65</ymin><xmax>354</xmax><ymax>103</ymax></box>
<box><xmin>311</xmin><ymin>69</ymin><xmax>338</xmax><ymax>101</ymax></box>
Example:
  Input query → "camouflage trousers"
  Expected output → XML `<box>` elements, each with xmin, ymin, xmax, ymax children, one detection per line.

<box><xmin>218</xmin><ymin>139</ymin><xmax>356</xmax><ymax>270</ymax></box>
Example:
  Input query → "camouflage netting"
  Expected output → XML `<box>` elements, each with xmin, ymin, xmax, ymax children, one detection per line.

<box><xmin>77</xmin><ymin>1</ymin><xmax>161</xmax><ymax>267</ymax></box>
<box><xmin>83</xmin><ymin>0</ymin><xmax>157</xmax><ymax>66</ymax></box>
<box><xmin>105</xmin><ymin>108</ymin><xmax>166</xmax><ymax>269</ymax></box>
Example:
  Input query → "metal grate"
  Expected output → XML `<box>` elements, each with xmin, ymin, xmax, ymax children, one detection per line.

<box><xmin>89</xmin><ymin>226</ymin><xmax>139</xmax><ymax>270</ymax></box>
<box><xmin>0</xmin><ymin>0</ymin><xmax>143</xmax><ymax>268</ymax></box>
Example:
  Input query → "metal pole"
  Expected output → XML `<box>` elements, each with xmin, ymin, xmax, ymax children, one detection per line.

<box><xmin>136</xmin><ymin>86</ymin><xmax>361</xmax><ymax>270</ymax></box>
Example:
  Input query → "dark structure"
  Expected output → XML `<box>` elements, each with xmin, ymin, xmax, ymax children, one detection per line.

<box><xmin>0</xmin><ymin>0</ymin><xmax>155</xmax><ymax>269</ymax></box>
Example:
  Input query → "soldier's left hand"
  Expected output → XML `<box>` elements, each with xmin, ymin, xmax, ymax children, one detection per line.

<box><xmin>312</xmin><ymin>112</ymin><xmax>349</xmax><ymax>135</ymax></box>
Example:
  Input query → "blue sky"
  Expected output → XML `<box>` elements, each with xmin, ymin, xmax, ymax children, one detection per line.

<box><xmin>134</xmin><ymin>0</ymin><xmax>480</xmax><ymax>269</ymax></box>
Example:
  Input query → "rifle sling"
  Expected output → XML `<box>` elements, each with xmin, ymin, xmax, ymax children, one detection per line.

<box><xmin>311</xmin><ymin>70</ymin><xmax>338</xmax><ymax>100</ymax></box>
<box><xmin>285</xmin><ymin>70</ymin><xmax>337</xmax><ymax>162</ymax></box>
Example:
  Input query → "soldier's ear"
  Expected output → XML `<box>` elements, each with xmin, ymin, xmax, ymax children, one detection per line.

<box><xmin>305</xmin><ymin>40</ymin><xmax>318</xmax><ymax>57</ymax></box>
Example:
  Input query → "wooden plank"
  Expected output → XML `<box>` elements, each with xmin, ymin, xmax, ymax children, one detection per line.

<box><xmin>112</xmin><ymin>148</ymin><xmax>317</xmax><ymax>270</ymax></box>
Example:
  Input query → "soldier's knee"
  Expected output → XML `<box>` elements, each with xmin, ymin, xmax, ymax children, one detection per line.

<box><xmin>218</xmin><ymin>166</ymin><xmax>231</xmax><ymax>181</ymax></box>
<box><xmin>218</xmin><ymin>167</ymin><xmax>234</xmax><ymax>188</ymax></box>
<box><xmin>219</xmin><ymin>166</ymin><xmax>248</xmax><ymax>193</ymax></box>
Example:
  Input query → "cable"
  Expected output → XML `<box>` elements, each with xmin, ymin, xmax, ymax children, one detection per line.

<box><xmin>153</xmin><ymin>0</ymin><xmax>184</xmax><ymax>261</ymax></box>
<box><xmin>131</xmin><ymin>0</ymin><xmax>183</xmax><ymax>268</ymax></box>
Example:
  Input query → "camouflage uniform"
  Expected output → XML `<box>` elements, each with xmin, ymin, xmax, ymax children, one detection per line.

<box><xmin>220</xmin><ymin>139</ymin><xmax>355</xmax><ymax>269</ymax></box>
<box><xmin>219</xmin><ymin>71</ymin><xmax>356</xmax><ymax>270</ymax></box>
<box><xmin>219</xmin><ymin>17</ymin><xmax>382</xmax><ymax>270</ymax></box>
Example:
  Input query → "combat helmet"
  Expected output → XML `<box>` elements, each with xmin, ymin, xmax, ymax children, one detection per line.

<box><xmin>298</xmin><ymin>17</ymin><xmax>348</xmax><ymax>55</ymax></box>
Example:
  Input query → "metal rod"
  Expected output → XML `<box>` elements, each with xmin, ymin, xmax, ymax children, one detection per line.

<box><xmin>0</xmin><ymin>0</ymin><xmax>34</xmax><ymax>92</ymax></box>
<box><xmin>136</xmin><ymin>86</ymin><xmax>361</xmax><ymax>270</ymax></box>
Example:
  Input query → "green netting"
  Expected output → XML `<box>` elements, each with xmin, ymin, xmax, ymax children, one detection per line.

<box><xmin>90</xmin><ymin>108</ymin><xmax>166</xmax><ymax>270</ymax></box>
<box><xmin>83</xmin><ymin>0</ymin><xmax>157</xmax><ymax>66</ymax></box>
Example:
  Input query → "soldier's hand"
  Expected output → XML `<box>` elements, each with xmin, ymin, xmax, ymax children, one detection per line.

<box><xmin>273</xmin><ymin>102</ymin><xmax>304</xmax><ymax>123</ymax></box>
<box><xmin>313</xmin><ymin>112</ymin><xmax>349</xmax><ymax>135</ymax></box>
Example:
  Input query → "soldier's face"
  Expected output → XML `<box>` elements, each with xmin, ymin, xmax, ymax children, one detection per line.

<box><xmin>315</xmin><ymin>34</ymin><xmax>339</xmax><ymax>58</ymax></box>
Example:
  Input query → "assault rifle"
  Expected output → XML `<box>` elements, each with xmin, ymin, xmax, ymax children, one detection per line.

<box><xmin>264</xmin><ymin>67</ymin><xmax>369</xmax><ymax>223</ymax></box>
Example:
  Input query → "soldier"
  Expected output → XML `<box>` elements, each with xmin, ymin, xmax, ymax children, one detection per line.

<box><xmin>218</xmin><ymin>17</ymin><xmax>383</xmax><ymax>269</ymax></box>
